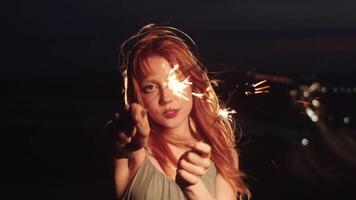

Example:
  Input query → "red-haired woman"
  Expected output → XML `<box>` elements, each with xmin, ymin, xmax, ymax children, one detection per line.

<box><xmin>113</xmin><ymin>24</ymin><xmax>250</xmax><ymax>200</ymax></box>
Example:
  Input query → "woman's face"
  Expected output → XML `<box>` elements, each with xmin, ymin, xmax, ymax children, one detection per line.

<box><xmin>138</xmin><ymin>56</ymin><xmax>193</xmax><ymax>133</ymax></box>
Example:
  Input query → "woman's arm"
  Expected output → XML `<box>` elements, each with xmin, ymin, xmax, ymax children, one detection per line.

<box><xmin>112</xmin><ymin>103</ymin><xmax>150</xmax><ymax>199</ymax></box>
<box><xmin>113</xmin><ymin>149</ymin><xmax>145</xmax><ymax>199</ymax></box>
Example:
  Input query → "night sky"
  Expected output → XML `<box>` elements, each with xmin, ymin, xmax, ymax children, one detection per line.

<box><xmin>2</xmin><ymin>1</ymin><xmax>356</xmax><ymax>199</ymax></box>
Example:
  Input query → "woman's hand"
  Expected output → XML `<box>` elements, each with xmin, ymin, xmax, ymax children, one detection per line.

<box><xmin>176</xmin><ymin>142</ymin><xmax>211</xmax><ymax>188</ymax></box>
<box><xmin>114</xmin><ymin>103</ymin><xmax>150</xmax><ymax>157</ymax></box>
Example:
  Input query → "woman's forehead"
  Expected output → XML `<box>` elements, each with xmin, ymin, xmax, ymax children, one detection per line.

<box><xmin>138</xmin><ymin>56</ymin><xmax>184</xmax><ymax>79</ymax></box>
<box><xmin>146</xmin><ymin>56</ymin><xmax>172</xmax><ymax>74</ymax></box>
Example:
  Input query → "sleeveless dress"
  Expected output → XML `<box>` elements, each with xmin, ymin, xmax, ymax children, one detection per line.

<box><xmin>122</xmin><ymin>152</ymin><xmax>217</xmax><ymax>200</ymax></box>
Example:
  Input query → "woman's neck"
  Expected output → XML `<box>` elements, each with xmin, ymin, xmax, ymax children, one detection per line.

<box><xmin>154</xmin><ymin>121</ymin><xmax>195</xmax><ymax>140</ymax></box>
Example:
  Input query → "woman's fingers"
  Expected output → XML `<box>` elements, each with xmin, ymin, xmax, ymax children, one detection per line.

<box><xmin>118</xmin><ymin>132</ymin><xmax>132</xmax><ymax>143</ymax></box>
<box><xmin>176</xmin><ymin>142</ymin><xmax>211</xmax><ymax>186</ymax></box>
<box><xmin>175</xmin><ymin>143</ymin><xmax>211</xmax><ymax>187</ymax></box>
<box><xmin>115</xmin><ymin>131</ymin><xmax>132</xmax><ymax>149</ymax></box>
<box><xmin>190</xmin><ymin>142</ymin><xmax>211</xmax><ymax>158</ymax></box>
<box><xmin>111</xmin><ymin>103</ymin><xmax>150</xmax><ymax>157</ymax></box>
<box><xmin>177</xmin><ymin>169</ymin><xmax>199</xmax><ymax>185</ymax></box>
<box><xmin>178</xmin><ymin>158</ymin><xmax>207</xmax><ymax>176</ymax></box>
<box><xmin>185</xmin><ymin>151</ymin><xmax>211</xmax><ymax>169</ymax></box>
<box><xmin>130</xmin><ymin>103</ymin><xmax>150</xmax><ymax>137</ymax></box>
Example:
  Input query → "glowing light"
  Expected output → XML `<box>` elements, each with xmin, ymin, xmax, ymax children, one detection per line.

<box><xmin>254</xmin><ymin>90</ymin><xmax>269</xmax><ymax>94</ymax></box>
<box><xmin>164</xmin><ymin>64</ymin><xmax>241</xmax><ymax>125</ymax></box>
<box><xmin>321</xmin><ymin>86</ymin><xmax>327</xmax><ymax>93</ymax></box>
<box><xmin>206</xmin><ymin>99</ymin><xmax>214</xmax><ymax>104</ymax></box>
<box><xmin>245</xmin><ymin>80</ymin><xmax>270</xmax><ymax>96</ymax></box>
<box><xmin>301</xmin><ymin>138</ymin><xmax>309</xmax><ymax>146</ymax></box>
<box><xmin>312</xmin><ymin>99</ymin><xmax>320</xmax><ymax>107</ymax></box>
<box><xmin>311</xmin><ymin>115</ymin><xmax>319</xmax><ymax>122</ymax></box>
<box><xmin>192</xmin><ymin>92</ymin><xmax>205</xmax><ymax>98</ymax></box>
<box><xmin>252</xmin><ymin>80</ymin><xmax>267</xmax><ymax>88</ymax></box>
<box><xmin>218</xmin><ymin>108</ymin><xmax>237</xmax><ymax>121</ymax></box>
<box><xmin>166</xmin><ymin>64</ymin><xmax>192</xmax><ymax>100</ymax></box>
<box><xmin>343</xmin><ymin>117</ymin><xmax>350</xmax><ymax>124</ymax></box>
<box><xmin>309</xmin><ymin>82</ymin><xmax>320</xmax><ymax>92</ymax></box>
<box><xmin>306</xmin><ymin>107</ymin><xmax>319</xmax><ymax>122</ymax></box>
<box><xmin>253</xmin><ymin>80</ymin><xmax>270</xmax><ymax>94</ymax></box>
<box><xmin>303</xmin><ymin>91</ymin><xmax>310</xmax><ymax>98</ymax></box>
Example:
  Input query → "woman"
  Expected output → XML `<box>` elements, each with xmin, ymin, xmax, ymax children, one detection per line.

<box><xmin>113</xmin><ymin>23</ymin><xmax>250</xmax><ymax>200</ymax></box>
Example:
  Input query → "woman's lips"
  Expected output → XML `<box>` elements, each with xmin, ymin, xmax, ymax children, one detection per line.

<box><xmin>163</xmin><ymin>109</ymin><xmax>179</xmax><ymax>118</ymax></box>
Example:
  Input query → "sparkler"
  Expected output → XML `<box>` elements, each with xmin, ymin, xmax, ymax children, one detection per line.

<box><xmin>165</xmin><ymin>64</ymin><xmax>193</xmax><ymax>101</ymax></box>
<box><xmin>163</xmin><ymin>64</ymin><xmax>239</xmax><ymax>122</ymax></box>
<box><xmin>157</xmin><ymin>64</ymin><xmax>270</xmax><ymax>122</ymax></box>
<box><xmin>245</xmin><ymin>80</ymin><xmax>270</xmax><ymax>96</ymax></box>
<box><xmin>218</xmin><ymin>108</ymin><xmax>237</xmax><ymax>122</ymax></box>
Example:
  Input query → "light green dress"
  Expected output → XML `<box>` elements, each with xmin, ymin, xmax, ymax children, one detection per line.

<box><xmin>122</xmin><ymin>152</ymin><xmax>217</xmax><ymax>200</ymax></box>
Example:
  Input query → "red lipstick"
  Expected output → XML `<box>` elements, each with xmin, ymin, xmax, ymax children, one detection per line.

<box><xmin>163</xmin><ymin>109</ymin><xmax>179</xmax><ymax>118</ymax></box>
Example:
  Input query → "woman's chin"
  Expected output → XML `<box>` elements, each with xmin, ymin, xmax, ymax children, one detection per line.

<box><xmin>155</xmin><ymin>120</ymin><xmax>187</xmax><ymax>131</ymax></box>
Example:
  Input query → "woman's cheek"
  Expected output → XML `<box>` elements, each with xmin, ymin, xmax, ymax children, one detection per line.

<box><xmin>148</xmin><ymin>110</ymin><xmax>160</xmax><ymax>122</ymax></box>
<box><xmin>142</xmin><ymin>92</ymin><xmax>155</xmax><ymax>108</ymax></box>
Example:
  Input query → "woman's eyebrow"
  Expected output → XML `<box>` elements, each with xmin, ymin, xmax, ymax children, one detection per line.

<box><xmin>141</xmin><ymin>74</ymin><xmax>170</xmax><ymax>82</ymax></box>
<box><xmin>141</xmin><ymin>78</ymin><xmax>161</xmax><ymax>85</ymax></box>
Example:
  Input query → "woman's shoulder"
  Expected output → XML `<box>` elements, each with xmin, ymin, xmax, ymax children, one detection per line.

<box><xmin>113</xmin><ymin>148</ymin><xmax>146</xmax><ymax>199</ymax></box>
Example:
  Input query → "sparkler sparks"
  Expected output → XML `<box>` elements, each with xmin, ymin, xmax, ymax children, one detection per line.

<box><xmin>245</xmin><ymin>80</ymin><xmax>270</xmax><ymax>96</ymax></box>
<box><xmin>162</xmin><ymin>64</ymin><xmax>263</xmax><ymax>123</ymax></box>
<box><xmin>165</xmin><ymin>64</ymin><xmax>192</xmax><ymax>101</ymax></box>
<box><xmin>164</xmin><ymin>64</ymin><xmax>238</xmax><ymax>122</ymax></box>
<box><xmin>218</xmin><ymin>108</ymin><xmax>237</xmax><ymax>121</ymax></box>
<box><xmin>192</xmin><ymin>92</ymin><xmax>205</xmax><ymax>98</ymax></box>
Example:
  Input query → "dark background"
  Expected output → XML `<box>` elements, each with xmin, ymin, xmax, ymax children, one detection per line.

<box><xmin>2</xmin><ymin>1</ymin><xmax>356</xmax><ymax>199</ymax></box>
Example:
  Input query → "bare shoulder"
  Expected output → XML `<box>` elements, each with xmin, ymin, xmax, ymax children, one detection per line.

<box><xmin>113</xmin><ymin>148</ymin><xmax>146</xmax><ymax>199</ymax></box>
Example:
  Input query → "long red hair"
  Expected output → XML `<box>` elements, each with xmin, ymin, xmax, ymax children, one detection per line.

<box><xmin>120</xmin><ymin>23</ymin><xmax>250</xmax><ymax>198</ymax></box>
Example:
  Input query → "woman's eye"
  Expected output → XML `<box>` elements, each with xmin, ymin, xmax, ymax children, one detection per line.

<box><xmin>142</xmin><ymin>84</ymin><xmax>158</xmax><ymax>93</ymax></box>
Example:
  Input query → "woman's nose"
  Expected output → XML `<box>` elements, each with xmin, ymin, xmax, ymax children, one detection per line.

<box><xmin>159</xmin><ymin>87</ymin><xmax>173</xmax><ymax>104</ymax></box>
